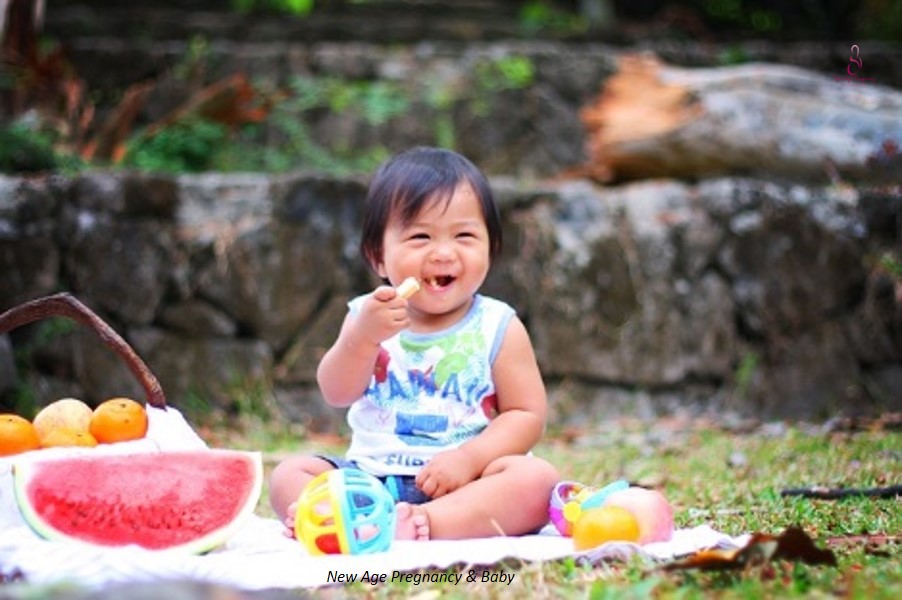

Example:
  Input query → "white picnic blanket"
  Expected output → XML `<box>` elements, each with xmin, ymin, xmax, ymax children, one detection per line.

<box><xmin>0</xmin><ymin>407</ymin><xmax>750</xmax><ymax>591</ymax></box>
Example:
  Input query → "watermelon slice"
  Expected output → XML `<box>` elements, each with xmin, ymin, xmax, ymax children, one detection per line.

<box><xmin>13</xmin><ymin>449</ymin><xmax>262</xmax><ymax>554</ymax></box>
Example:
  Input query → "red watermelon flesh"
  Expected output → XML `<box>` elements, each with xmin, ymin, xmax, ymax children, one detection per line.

<box><xmin>13</xmin><ymin>449</ymin><xmax>262</xmax><ymax>554</ymax></box>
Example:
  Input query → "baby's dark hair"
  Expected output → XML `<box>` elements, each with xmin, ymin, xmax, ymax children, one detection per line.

<box><xmin>359</xmin><ymin>146</ymin><xmax>503</xmax><ymax>269</ymax></box>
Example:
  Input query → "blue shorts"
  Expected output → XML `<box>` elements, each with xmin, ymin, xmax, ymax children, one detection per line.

<box><xmin>315</xmin><ymin>455</ymin><xmax>431</xmax><ymax>505</ymax></box>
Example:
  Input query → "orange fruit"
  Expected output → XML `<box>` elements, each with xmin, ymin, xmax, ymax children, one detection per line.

<box><xmin>572</xmin><ymin>505</ymin><xmax>641</xmax><ymax>550</ymax></box>
<box><xmin>89</xmin><ymin>397</ymin><xmax>148</xmax><ymax>444</ymax></box>
<box><xmin>33</xmin><ymin>398</ymin><xmax>93</xmax><ymax>444</ymax></box>
<box><xmin>0</xmin><ymin>414</ymin><xmax>41</xmax><ymax>456</ymax></box>
<box><xmin>40</xmin><ymin>428</ymin><xmax>98</xmax><ymax>448</ymax></box>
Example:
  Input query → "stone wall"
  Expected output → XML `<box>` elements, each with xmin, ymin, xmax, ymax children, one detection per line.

<box><xmin>1</xmin><ymin>172</ymin><xmax>899</xmax><ymax>429</ymax></box>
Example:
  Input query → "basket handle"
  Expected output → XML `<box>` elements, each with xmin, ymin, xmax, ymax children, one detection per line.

<box><xmin>0</xmin><ymin>293</ymin><xmax>167</xmax><ymax>409</ymax></box>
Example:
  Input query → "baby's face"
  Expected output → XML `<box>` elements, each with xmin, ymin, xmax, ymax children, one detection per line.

<box><xmin>377</xmin><ymin>183</ymin><xmax>491</xmax><ymax>328</ymax></box>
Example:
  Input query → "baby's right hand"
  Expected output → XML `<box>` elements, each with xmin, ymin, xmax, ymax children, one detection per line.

<box><xmin>351</xmin><ymin>286</ymin><xmax>411</xmax><ymax>346</ymax></box>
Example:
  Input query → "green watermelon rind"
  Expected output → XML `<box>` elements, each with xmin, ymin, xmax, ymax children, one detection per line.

<box><xmin>12</xmin><ymin>449</ymin><xmax>263</xmax><ymax>555</ymax></box>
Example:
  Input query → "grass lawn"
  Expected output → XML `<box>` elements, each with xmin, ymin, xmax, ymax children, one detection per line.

<box><xmin>200</xmin><ymin>413</ymin><xmax>902</xmax><ymax>599</ymax></box>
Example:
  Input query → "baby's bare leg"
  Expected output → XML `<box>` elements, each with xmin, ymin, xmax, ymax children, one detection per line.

<box><xmin>269</xmin><ymin>455</ymin><xmax>335</xmax><ymax>524</ymax></box>
<box><xmin>421</xmin><ymin>455</ymin><xmax>558</xmax><ymax>539</ymax></box>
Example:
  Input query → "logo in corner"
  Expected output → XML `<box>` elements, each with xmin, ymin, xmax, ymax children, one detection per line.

<box><xmin>835</xmin><ymin>44</ymin><xmax>875</xmax><ymax>84</ymax></box>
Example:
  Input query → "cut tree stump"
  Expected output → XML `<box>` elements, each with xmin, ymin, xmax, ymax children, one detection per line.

<box><xmin>581</xmin><ymin>54</ymin><xmax>902</xmax><ymax>183</ymax></box>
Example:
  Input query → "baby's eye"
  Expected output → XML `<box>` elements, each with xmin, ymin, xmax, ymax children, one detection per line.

<box><xmin>456</xmin><ymin>231</ymin><xmax>477</xmax><ymax>239</ymax></box>
<box><xmin>408</xmin><ymin>233</ymin><xmax>430</xmax><ymax>241</ymax></box>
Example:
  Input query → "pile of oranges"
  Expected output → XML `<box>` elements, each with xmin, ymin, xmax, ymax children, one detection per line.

<box><xmin>0</xmin><ymin>397</ymin><xmax>148</xmax><ymax>457</ymax></box>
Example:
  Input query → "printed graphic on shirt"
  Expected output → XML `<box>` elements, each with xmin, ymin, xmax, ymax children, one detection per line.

<box><xmin>362</xmin><ymin>304</ymin><xmax>494</xmax><ymax>447</ymax></box>
<box><xmin>394</xmin><ymin>412</ymin><xmax>447</xmax><ymax>446</ymax></box>
<box><xmin>346</xmin><ymin>295</ymin><xmax>513</xmax><ymax>473</ymax></box>
<box><xmin>367</xmin><ymin>330</ymin><xmax>490</xmax><ymax>406</ymax></box>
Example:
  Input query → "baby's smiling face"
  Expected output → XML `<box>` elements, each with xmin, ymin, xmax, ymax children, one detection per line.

<box><xmin>377</xmin><ymin>182</ymin><xmax>491</xmax><ymax>331</ymax></box>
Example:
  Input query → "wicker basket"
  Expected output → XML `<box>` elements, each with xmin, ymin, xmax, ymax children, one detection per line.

<box><xmin>0</xmin><ymin>293</ymin><xmax>167</xmax><ymax>410</ymax></box>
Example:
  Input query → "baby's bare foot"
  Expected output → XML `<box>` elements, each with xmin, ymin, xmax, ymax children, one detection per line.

<box><xmin>282</xmin><ymin>501</ymin><xmax>298</xmax><ymax>539</ymax></box>
<box><xmin>394</xmin><ymin>502</ymin><xmax>430</xmax><ymax>541</ymax></box>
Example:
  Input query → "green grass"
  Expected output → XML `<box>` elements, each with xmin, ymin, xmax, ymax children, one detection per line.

<box><xmin>206</xmin><ymin>415</ymin><xmax>902</xmax><ymax>599</ymax></box>
<box><xmin>3</xmin><ymin>416</ymin><xmax>898</xmax><ymax>598</ymax></box>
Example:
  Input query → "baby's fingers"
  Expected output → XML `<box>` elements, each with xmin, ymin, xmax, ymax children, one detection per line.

<box><xmin>371</xmin><ymin>285</ymin><xmax>399</xmax><ymax>301</ymax></box>
<box><xmin>415</xmin><ymin>469</ymin><xmax>436</xmax><ymax>497</ymax></box>
<box><xmin>417</xmin><ymin>469</ymin><xmax>448</xmax><ymax>498</ymax></box>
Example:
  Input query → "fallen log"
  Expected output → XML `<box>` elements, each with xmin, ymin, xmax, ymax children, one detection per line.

<box><xmin>581</xmin><ymin>54</ymin><xmax>902</xmax><ymax>183</ymax></box>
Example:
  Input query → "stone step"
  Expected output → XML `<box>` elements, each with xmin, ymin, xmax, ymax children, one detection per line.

<box><xmin>44</xmin><ymin>1</ymin><xmax>529</xmax><ymax>44</ymax></box>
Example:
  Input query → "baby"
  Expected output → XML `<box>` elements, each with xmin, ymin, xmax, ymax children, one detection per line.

<box><xmin>269</xmin><ymin>146</ymin><xmax>558</xmax><ymax>540</ymax></box>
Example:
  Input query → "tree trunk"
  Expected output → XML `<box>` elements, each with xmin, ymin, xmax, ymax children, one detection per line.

<box><xmin>580</xmin><ymin>54</ymin><xmax>902</xmax><ymax>184</ymax></box>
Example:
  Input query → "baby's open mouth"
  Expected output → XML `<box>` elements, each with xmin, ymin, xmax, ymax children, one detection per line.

<box><xmin>424</xmin><ymin>275</ymin><xmax>455</xmax><ymax>289</ymax></box>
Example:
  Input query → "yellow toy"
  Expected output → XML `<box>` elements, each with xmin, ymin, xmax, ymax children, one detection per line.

<box><xmin>549</xmin><ymin>479</ymin><xmax>629</xmax><ymax>536</ymax></box>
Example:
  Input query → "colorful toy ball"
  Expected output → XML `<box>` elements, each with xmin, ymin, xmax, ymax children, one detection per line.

<box><xmin>295</xmin><ymin>469</ymin><xmax>396</xmax><ymax>555</ymax></box>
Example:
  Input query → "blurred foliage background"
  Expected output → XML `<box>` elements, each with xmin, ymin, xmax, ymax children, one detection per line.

<box><xmin>1</xmin><ymin>0</ymin><xmax>899</xmax><ymax>175</ymax></box>
<box><xmin>224</xmin><ymin>0</ymin><xmax>901</xmax><ymax>40</ymax></box>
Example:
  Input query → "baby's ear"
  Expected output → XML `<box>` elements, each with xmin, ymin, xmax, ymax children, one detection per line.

<box><xmin>362</xmin><ymin>248</ymin><xmax>384</xmax><ymax>277</ymax></box>
<box><xmin>373</xmin><ymin>259</ymin><xmax>388</xmax><ymax>280</ymax></box>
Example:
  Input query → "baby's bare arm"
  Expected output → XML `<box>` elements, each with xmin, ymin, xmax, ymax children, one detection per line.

<box><xmin>464</xmin><ymin>316</ymin><xmax>547</xmax><ymax>457</ymax></box>
<box><xmin>316</xmin><ymin>286</ymin><xmax>411</xmax><ymax>407</ymax></box>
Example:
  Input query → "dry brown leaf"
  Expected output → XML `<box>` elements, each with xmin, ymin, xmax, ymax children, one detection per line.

<box><xmin>663</xmin><ymin>526</ymin><xmax>836</xmax><ymax>571</ymax></box>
